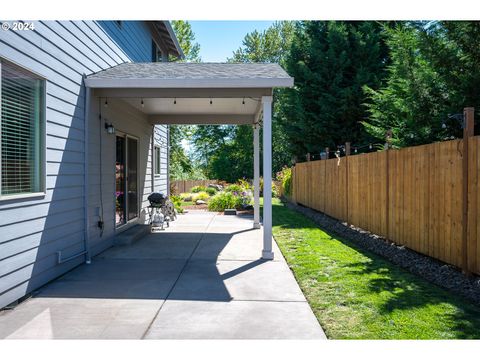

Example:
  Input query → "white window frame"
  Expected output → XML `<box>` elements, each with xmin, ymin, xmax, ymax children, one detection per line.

<box><xmin>154</xmin><ymin>145</ymin><xmax>161</xmax><ymax>176</ymax></box>
<box><xmin>0</xmin><ymin>58</ymin><xmax>47</xmax><ymax>202</ymax></box>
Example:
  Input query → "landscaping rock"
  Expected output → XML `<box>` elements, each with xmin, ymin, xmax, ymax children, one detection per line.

<box><xmin>196</xmin><ymin>199</ymin><xmax>207</xmax><ymax>205</ymax></box>
<box><xmin>209</xmin><ymin>184</ymin><xmax>223</xmax><ymax>191</ymax></box>
<box><xmin>284</xmin><ymin>200</ymin><xmax>480</xmax><ymax>307</ymax></box>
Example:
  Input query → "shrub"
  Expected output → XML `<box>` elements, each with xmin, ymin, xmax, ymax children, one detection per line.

<box><xmin>237</xmin><ymin>178</ymin><xmax>252</xmax><ymax>191</ymax></box>
<box><xmin>170</xmin><ymin>195</ymin><xmax>184</xmax><ymax>214</ymax></box>
<box><xmin>208</xmin><ymin>192</ymin><xmax>240</xmax><ymax>211</ymax></box>
<box><xmin>192</xmin><ymin>191</ymin><xmax>210</xmax><ymax>202</ymax></box>
<box><xmin>225</xmin><ymin>184</ymin><xmax>242</xmax><ymax>193</ymax></box>
<box><xmin>207</xmin><ymin>190</ymin><xmax>253</xmax><ymax>212</ymax></box>
<box><xmin>205</xmin><ymin>187</ymin><xmax>217</xmax><ymax>196</ymax></box>
<box><xmin>191</xmin><ymin>185</ymin><xmax>207</xmax><ymax>193</ymax></box>
<box><xmin>179</xmin><ymin>192</ymin><xmax>193</xmax><ymax>201</ymax></box>
<box><xmin>276</xmin><ymin>166</ymin><xmax>293</xmax><ymax>197</ymax></box>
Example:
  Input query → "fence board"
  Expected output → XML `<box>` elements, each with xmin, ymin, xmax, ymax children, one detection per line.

<box><xmin>171</xmin><ymin>179</ymin><xmax>218</xmax><ymax>194</ymax></box>
<box><xmin>291</xmin><ymin>136</ymin><xmax>480</xmax><ymax>274</ymax></box>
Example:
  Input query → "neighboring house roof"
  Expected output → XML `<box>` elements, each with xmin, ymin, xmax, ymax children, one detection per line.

<box><xmin>85</xmin><ymin>62</ymin><xmax>293</xmax><ymax>88</ymax></box>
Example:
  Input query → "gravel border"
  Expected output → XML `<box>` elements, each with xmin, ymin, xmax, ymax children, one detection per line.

<box><xmin>284</xmin><ymin>200</ymin><xmax>480</xmax><ymax>306</ymax></box>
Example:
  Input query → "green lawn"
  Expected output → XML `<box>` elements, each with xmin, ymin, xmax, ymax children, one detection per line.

<box><xmin>271</xmin><ymin>198</ymin><xmax>480</xmax><ymax>339</ymax></box>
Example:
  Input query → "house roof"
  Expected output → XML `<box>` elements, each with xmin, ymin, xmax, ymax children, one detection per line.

<box><xmin>85</xmin><ymin>62</ymin><xmax>294</xmax><ymax>88</ymax></box>
<box><xmin>150</xmin><ymin>21</ymin><xmax>183</xmax><ymax>59</ymax></box>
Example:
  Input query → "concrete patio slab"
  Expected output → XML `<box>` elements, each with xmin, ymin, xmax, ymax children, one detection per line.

<box><xmin>144</xmin><ymin>300</ymin><xmax>324</xmax><ymax>339</ymax></box>
<box><xmin>98</xmin><ymin>233</ymin><xmax>201</xmax><ymax>260</ymax></box>
<box><xmin>169</xmin><ymin>259</ymin><xmax>305</xmax><ymax>302</ymax></box>
<box><xmin>37</xmin><ymin>259</ymin><xmax>186</xmax><ymax>300</ymax></box>
<box><xmin>0</xmin><ymin>298</ymin><xmax>163</xmax><ymax>339</ymax></box>
<box><xmin>0</xmin><ymin>210</ymin><xmax>326</xmax><ymax>339</ymax></box>
<box><xmin>191</xmin><ymin>227</ymin><xmax>284</xmax><ymax>261</ymax></box>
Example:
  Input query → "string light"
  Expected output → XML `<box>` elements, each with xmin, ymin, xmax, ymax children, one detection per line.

<box><xmin>242</xmin><ymin>97</ymin><xmax>245</xmax><ymax>105</ymax></box>
<box><xmin>174</xmin><ymin>98</ymin><xmax>177</xmax><ymax>105</ymax></box>
<box><xmin>141</xmin><ymin>99</ymin><xmax>144</xmax><ymax>108</ymax></box>
<box><xmin>104</xmin><ymin>98</ymin><xmax>108</xmax><ymax>108</ymax></box>
<box><xmin>209</xmin><ymin>98</ymin><xmax>213</xmax><ymax>105</ymax></box>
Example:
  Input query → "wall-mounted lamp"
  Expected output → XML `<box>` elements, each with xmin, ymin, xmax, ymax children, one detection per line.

<box><xmin>174</xmin><ymin>98</ymin><xmax>177</xmax><ymax>105</ymax></box>
<box><xmin>104</xmin><ymin>98</ymin><xmax>108</xmax><ymax>108</ymax></box>
<box><xmin>141</xmin><ymin>98</ymin><xmax>144</xmax><ymax>108</ymax></box>
<box><xmin>105</xmin><ymin>122</ymin><xmax>115</xmax><ymax>134</ymax></box>
<box><xmin>209</xmin><ymin>98</ymin><xmax>212</xmax><ymax>105</ymax></box>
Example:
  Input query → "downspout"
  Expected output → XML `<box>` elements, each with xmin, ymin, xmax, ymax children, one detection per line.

<box><xmin>57</xmin><ymin>79</ymin><xmax>91</xmax><ymax>265</ymax></box>
<box><xmin>167</xmin><ymin>125</ymin><xmax>170</xmax><ymax>196</ymax></box>
<box><xmin>83</xmin><ymin>77</ymin><xmax>91</xmax><ymax>264</ymax></box>
<box><xmin>151</xmin><ymin>125</ymin><xmax>155</xmax><ymax>193</ymax></box>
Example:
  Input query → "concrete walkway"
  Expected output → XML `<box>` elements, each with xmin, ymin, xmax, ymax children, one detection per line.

<box><xmin>0</xmin><ymin>211</ymin><xmax>326</xmax><ymax>339</ymax></box>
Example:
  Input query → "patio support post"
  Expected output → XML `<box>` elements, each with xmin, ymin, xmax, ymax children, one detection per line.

<box><xmin>253</xmin><ymin>122</ymin><xmax>261</xmax><ymax>229</ymax></box>
<box><xmin>262</xmin><ymin>96</ymin><xmax>274</xmax><ymax>260</ymax></box>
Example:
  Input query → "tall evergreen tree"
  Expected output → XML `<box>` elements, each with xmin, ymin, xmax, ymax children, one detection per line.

<box><xmin>363</xmin><ymin>21</ymin><xmax>480</xmax><ymax>147</ymax></box>
<box><xmin>283</xmin><ymin>21</ymin><xmax>389</xmax><ymax>157</ymax></box>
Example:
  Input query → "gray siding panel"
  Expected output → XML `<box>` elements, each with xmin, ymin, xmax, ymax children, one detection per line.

<box><xmin>0</xmin><ymin>20</ymin><xmax>168</xmax><ymax>309</ymax></box>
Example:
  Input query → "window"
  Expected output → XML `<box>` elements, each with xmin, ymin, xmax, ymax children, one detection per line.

<box><xmin>0</xmin><ymin>59</ymin><xmax>45</xmax><ymax>198</ymax></box>
<box><xmin>154</xmin><ymin>145</ymin><xmax>161</xmax><ymax>175</ymax></box>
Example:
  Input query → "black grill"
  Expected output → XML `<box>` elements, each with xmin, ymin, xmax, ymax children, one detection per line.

<box><xmin>148</xmin><ymin>192</ymin><xmax>167</xmax><ymax>207</ymax></box>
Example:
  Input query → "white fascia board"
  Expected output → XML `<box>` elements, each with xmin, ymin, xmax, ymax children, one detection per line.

<box><xmin>84</xmin><ymin>77</ymin><xmax>294</xmax><ymax>89</ymax></box>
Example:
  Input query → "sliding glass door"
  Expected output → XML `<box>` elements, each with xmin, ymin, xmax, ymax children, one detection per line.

<box><xmin>115</xmin><ymin>134</ymin><xmax>138</xmax><ymax>227</ymax></box>
<box><xmin>126</xmin><ymin>137</ymin><xmax>138</xmax><ymax>221</ymax></box>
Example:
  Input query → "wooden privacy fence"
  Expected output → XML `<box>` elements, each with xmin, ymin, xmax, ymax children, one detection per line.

<box><xmin>171</xmin><ymin>179</ymin><xmax>218</xmax><ymax>194</ymax></box>
<box><xmin>291</xmin><ymin>135</ymin><xmax>480</xmax><ymax>275</ymax></box>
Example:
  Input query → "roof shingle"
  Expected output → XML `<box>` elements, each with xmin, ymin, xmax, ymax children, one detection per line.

<box><xmin>88</xmin><ymin>62</ymin><xmax>291</xmax><ymax>80</ymax></box>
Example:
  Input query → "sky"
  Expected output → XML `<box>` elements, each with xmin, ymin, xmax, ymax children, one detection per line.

<box><xmin>189</xmin><ymin>21</ymin><xmax>274</xmax><ymax>62</ymax></box>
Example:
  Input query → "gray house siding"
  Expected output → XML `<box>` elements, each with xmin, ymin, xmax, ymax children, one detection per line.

<box><xmin>0</xmin><ymin>20</ymin><xmax>169</xmax><ymax>309</ymax></box>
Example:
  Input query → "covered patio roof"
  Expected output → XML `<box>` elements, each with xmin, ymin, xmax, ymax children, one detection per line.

<box><xmin>84</xmin><ymin>62</ymin><xmax>293</xmax><ymax>124</ymax></box>
<box><xmin>84</xmin><ymin>62</ymin><xmax>294</xmax><ymax>260</ymax></box>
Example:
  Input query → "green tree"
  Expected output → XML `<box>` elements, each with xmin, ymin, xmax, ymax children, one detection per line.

<box><xmin>171</xmin><ymin>20</ymin><xmax>201</xmax><ymax>62</ymax></box>
<box><xmin>229</xmin><ymin>21</ymin><xmax>295</xmax><ymax>65</ymax></box>
<box><xmin>168</xmin><ymin>21</ymin><xmax>202</xmax><ymax>180</ymax></box>
<box><xmin>362</xmin><ymin>21</ymin><xmax>480</xmax><ymax>147</ymax></box>
<box><xmin>283</xmin><ymin>21</ymin><xmax>389</xmax><ymax>158</ymax></box>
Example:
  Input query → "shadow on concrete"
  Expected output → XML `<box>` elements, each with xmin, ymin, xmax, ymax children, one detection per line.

<box><xmin>33</xmin><ymin>227</ymin><xmax>264</xmax><ymax>302</ymax></box>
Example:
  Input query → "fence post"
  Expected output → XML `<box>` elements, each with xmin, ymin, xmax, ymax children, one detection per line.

<box><xmin>462</xmin><ymin>107</ymin><xmax>475</xmax><ymax>274</ymax></box>
<box><xmin>345</xmin><ymin>142</ymin><xmax>351</xmax><ymax>226</ymax></box>
<box><xmin>385</xmin><ymin>129</ymin><xmax>392</xmax><ymax>241</ymax></box>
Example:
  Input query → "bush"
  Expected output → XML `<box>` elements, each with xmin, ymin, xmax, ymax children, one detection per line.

<box><xmin>225</xmin><ymin>184</ymin><xmax>242</xmax><ymax>193</ymax></box>
<box><xmin>276</xmin><ymin>166</ymin><xmax>292</xmax><ymax>197</ymax></box>
<box><xmin>207</xmin><ymin>190</ymin><xmax>252</xmax><ymax>212</ymax></box>
<box><xmin>192</xmin><ymin>191</ymin><xmax>210</xmax><ymax>202</ymax></box>
<box><xmin>237</xmin><ymin>178</ymin><xmax>252</xmax><ymax>191</ymax></box>
<box><xmin>170</xmin><ymin>195</ymin><xmax>184</xmax><ymax>214</ymax></box>
<box><xmin>179</xmin><ymin>193</ymin><xmax>193</xmax><ymax>201</ymax></box>
<box><xmin>191</xmin><ymin>185</ymin><xmax>207</xmax><ymax>193</ymax></box>
<box><xmin>208</xmin><ymin>192</ymin><xmax>240</xmax><ymax>211</ymax></box>
<box><xmin>205</xmin><ymin>187</ymin><xmax>217</xmax><ymax>196</ymax></box>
